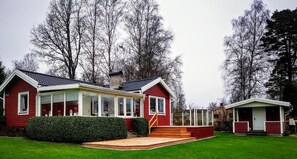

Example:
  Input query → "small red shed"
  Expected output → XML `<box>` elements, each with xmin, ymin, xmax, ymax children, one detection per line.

<box><xmin>225</xmin><ymin>98</ymin><xmax>293</xmax><ymax>135</ymax></box>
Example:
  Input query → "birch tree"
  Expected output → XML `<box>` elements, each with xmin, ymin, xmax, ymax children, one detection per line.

<box><xmin>223</xmin><ymin>0</ymin><xmax>270</xmax><ymax>102</ymax></box>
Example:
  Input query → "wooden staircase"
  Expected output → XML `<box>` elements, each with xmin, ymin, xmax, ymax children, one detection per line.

<box><xmin>149</xmin><ymin>127</ymin><xmax>192</xmax><ymax>138</ymax></box>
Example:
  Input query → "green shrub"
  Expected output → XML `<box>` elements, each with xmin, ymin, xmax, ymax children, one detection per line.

<box><xmin>26</xmin><ymin>116</ymin><xmax>127</xmax><ymax>143</ymax></box>
<box><xmin>132</xmin><ymin>118</ymin><xmax>148</xmax><ymax>136</ymax></box>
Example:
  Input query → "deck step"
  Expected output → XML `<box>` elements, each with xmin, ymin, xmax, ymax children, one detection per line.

<box><xmin>149</xmin><ymin>127</ymin><xmax>191</xmax><ymax>138</ymax></box>
<box><xmin>246</xmin><ymin>131</ymin><xmax>267</xmax><ymax>136</ymax></box>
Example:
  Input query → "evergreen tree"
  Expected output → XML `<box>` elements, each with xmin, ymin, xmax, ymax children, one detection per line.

<box><xmin>261</xmin><ymin>9</ymin><xmax>297</xmax><ymax>116</ymax></box>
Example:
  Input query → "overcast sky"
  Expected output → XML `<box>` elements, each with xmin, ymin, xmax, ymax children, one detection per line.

<box><xmin>0</xmin><ymin>0</ymin><xmax>297</xmax><ymax>107</ymax></box>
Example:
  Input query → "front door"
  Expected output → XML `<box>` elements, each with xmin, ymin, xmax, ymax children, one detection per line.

<box><xmin>252</xmin><ymin>107</ymin><xmax>266</xmax><ymax>130</ymax></box>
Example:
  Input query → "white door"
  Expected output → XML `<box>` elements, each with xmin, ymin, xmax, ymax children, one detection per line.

<box><xmin>252</xmin><ymin>107</ymin><xmax>266</xmax><ymax>130</ymax></box>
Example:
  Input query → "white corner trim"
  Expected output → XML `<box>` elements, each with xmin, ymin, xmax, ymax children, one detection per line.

<box><xmin>141</xmin><ymin>77</ymin><xmax>176</xmax><ymax>99</ymax></box>
<box><xmin>0</xmin><ymin>69</ymin><xmax>39</xmax><ymax>92</ymax></box>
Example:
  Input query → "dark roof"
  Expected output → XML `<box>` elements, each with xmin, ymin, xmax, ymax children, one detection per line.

<box><xmin>121</xmin><ymin>77</ymin><xmax>158</xmax><ymax>91</ymax></box>
<box><xmin>19</xmin><ymin>69</ymin><xmax>103</xmax><ymax>87</ymax></box>
<box><xmin>18</xmin><ymin>69</ymin><xmax>157</xmax><ymax>91</ymax></box>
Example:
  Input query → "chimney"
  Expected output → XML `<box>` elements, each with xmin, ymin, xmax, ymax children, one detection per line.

<box><xmin>109</xmin><ymin>71</ymin><xmax>123</xmax><ymax>89</ymax></box>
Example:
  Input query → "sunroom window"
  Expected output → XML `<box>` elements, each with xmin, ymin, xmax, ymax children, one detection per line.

<box><xmin>18</xmin><ymin>92</ymin><xmax>29</xmax><ymax>115</ymax></box>
<box><xmin>149</xmin><ymin>96</ymin><xmax>165</xmax><ymax>115</ymax></box>
<box><xmin>126</xmin><ymin>98</ymin><xmax>132</xmax><ymax>116</ymax></box>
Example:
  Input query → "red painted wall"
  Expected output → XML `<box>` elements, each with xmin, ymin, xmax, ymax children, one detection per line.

<box><xmin>266</xmin><ymin>122</ymin><xmax>281</xmax><ymax>134</ymax></box>
<box><xmin>187</xmin><ymin>126</ymin><xmax>214</xmax><ymax>139</ymax></box>
<box><xmin>143</xmin><ymin>83</ymin><xmax>170</xmax><ymax>126</ymax></box>
<box><xmin>5</xmin><ymin>77</ymin><xmax>37</xmax><ymax>127</ymax></box>
<box><xmin>235</xmin><ymin>122</ymin><xmax>249</xmax><ymax>133</ymax></box>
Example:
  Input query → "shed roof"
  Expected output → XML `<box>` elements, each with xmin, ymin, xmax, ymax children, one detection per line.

<box><xmin>225</xmin><ymin>98</ymin><xmax>291</xmax><ymax>109</ymax></box>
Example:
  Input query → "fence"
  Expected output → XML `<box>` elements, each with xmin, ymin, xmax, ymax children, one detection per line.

<box><xmin>171</xmin><ymin>109</ymin><xmax>213</xmax><ymax>126</ymax></box>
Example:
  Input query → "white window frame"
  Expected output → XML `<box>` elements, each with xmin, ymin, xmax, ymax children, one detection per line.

<box><xmin>149</xmin><ymin>96</ymin><xmax>166</xmax><ymax>116</ymax></box>
<box><xmin>117</xmin><ymin>96</ymin><xmax>134</xmax><ymax>117</ymax></box>
<box><xmin>18</xmin><ymin>91</ymin><xmax>29</xmax><ymax>115</ymax></box>
<box><xmin>125</xmin><ymin>97</ymin><xmax>133</xmax><ymax>117</ymax></box>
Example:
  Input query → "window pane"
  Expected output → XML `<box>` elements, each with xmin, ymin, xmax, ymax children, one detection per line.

<box><xmin>126</xmin><ymin>98</ymin><xmax>132</xmax><ymax>116</ymax></box>
<box><xmin>53</xmin><ymin>94</ymin><xmax>64</xmax><ymax>116</ymax></box>
<box><xmin>150</xmin><ymin>97</ymin><xmax>156</xmax><ymax>114</ymax></box>
<box><xmin>66</xmin><ymin>92</ymin><xmax>78</xmax><ymax>101</ymax></box>
<box><xmin>158</xmin><ymin>98</ymin><xmax>164</xmax><ymax>113</ymax></box>
<box><xmin>101</xmin><ymin>95</ymin><xmax>114</xmax><ymax>117</ymax></box>
<box><xmin>20</xmin><ymin>94</ymin><xmax>28</xmax><ymax>113</ymax></box>
<box><xmin>118</xmin><ymin>97</ymin><xmax>124</xmax><ymax>116</ymax></box>
<box><xmin>66</xmin><ymin>92</ymin><xmax>78</xmax><ymax>116</ymax></box>
<box><xmin>134</xmin><ymin>99</ymin><xmax>140</xmax><ymax>117</ymax></box>
<box><xmin>41</xmin><ymin>95</ymin><xmax>51</xmax><ymax>116</ymax></box>
<box><xmin>82</xmin><ymin>94</ymin><xmax>97</xmax><ymax>116</ymax></box>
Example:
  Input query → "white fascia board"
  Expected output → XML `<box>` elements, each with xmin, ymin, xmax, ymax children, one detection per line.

<box><xmin>225</xmin><ymin>98</ymin><xmax>291</xmax><ymax>109</ymax></box>
<box><xmin>141</xmin><ymin>77</ymin><xmax>177</xmax><ymax>99</ymax></box>
<box><xmin>0</xmin><ymin>69</ymin><xmax>39</xmax><ymax>92</ymax></box>
<box><xmin>37</xmin><ymin>84</ymin><xmax>80</xmax><ymax>92</ymax></box>
<box><xmin>79</xmin><ymin>83</ymin><xmax>144</xmax><ymax>98</ymax></box>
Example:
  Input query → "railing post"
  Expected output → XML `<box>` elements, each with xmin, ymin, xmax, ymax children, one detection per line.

<box><xmin>182</xmin><ymin>112</ymin><xmax>184</xmax><ymax>126</ymax></box>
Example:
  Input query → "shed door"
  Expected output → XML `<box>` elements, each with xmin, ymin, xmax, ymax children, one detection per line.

<box><xmin>252</xmin><ymin>107</ymin><xmax>266</xmax><ymax>130</ymax></box>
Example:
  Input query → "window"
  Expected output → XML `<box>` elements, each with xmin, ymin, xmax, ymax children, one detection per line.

<box><xmin>126</xmin><ymin>98</ymin><xmax>132</xmax><ymax>116</ymax></box>
<box><xmin>118</xmin><ymin>97</ymin><xmax>133</xmax><ymax>117</ymax></box>
<box><xmin>18</xmin><ymin>92</ymin><xmax>29</xmax><ymax>115</ymax></box>
<box><xmin>53</xmin><ymin>94</ymin><xmax>64</xmax><ymax>116</ymax></box>
<box><xmin>149</xmin><ymin>96</ymin><xmax>165</xmax><ymax>115</ymax></box>
<box><xmin>133</xmin><ymin>99</ymin><xmax>141</xmax><ymax>117</ymax></box>
<box><xmin>41</xmin><ymin>95</ymin><xmax>51</xmax><ymax>116</ymax></box>
<box><xmin>118</xmin><ymin>97</ymin><xmax>124</xmax><ymax>116</ymax></box>
<box><xmin>101</xmin><ymin>95</ymin><xmax>114</xmax><ymax>117</ymax></box>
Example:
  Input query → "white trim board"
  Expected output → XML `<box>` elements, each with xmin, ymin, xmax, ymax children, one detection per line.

<box><xmin>0</xmin><ymin>69</ymin><xmax>39</xmax><ymax>92</ymax></box>
<box><xmin>141</xmin><ymin>77</ymin><xmax>176</xmax><ymax>99</ymax></box>
<box><xmin>225</xmin><ymin>98</ymin><xmax>291</xmax><ymax>109</ymax></box>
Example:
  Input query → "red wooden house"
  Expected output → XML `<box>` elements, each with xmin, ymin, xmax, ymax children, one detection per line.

<box><xmin>225</xmin><ymin>98</ymin><xmax>293</xmax><ymax>136</ymax></box>
<box><xmin>0</xmin><ymin>69</ymin><xmax>175</xmax><ymax>129</ymax></box>
<box><xmin>0</xmin><ymin>69</ymin><xmax>214</xmax><ymax>139</ymax></box>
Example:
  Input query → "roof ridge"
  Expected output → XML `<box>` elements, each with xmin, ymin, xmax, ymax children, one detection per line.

<box><xmin>124</xmin><ymin>77</ymin><xmax>158</xmax><ymax>84</ymax></box>
<box><xmin>17</xmin><ymin>69</ymin><xmax>95</xmax><ymax>85</ymax></box>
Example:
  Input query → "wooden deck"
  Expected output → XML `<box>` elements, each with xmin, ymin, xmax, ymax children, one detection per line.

<box><xmin>82</xmin><ymin>137</ymin><xmax>196</xmax><ymax>150</ymax></box>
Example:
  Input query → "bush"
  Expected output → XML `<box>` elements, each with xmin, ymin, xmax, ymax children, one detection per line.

<box><xmin>132</xmin><ymin>118</ymin><xmax>148</xmax><ymax>136</ymax></box>
<box><xmin>0</xmin><ymin>126</ymin><xmax>26</xmax><ymax>137</ymax></box>
<box><xmin>26</xmin><ymin>116</ymin><xmax>127</xmax><ymax>143</ymax></box>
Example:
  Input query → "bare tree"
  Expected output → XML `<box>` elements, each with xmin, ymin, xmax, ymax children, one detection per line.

<box><xmin>80</xmin><ymin>0</ymin><xmax>125</xmax><ymax>83</ymax></box>
<box><xmin>31</xmin><ymin>0</ymin><xmax>86</xmax><ymax>79</ymax></box>
<box><xmin>100</xmin><ymin>0</ymin><xmax>125</xmax><ymax>74</ymax></box>
<box><xmin>123</xmin><ymin>0</ymin><xmax>184</xmax><ymax>106</ymax></box>
<box><xmin>80</xmin><ymin>0</ymin><xmax>103</xmax><ymax>83</ymax></box>
<box><xmin>13</xmin><ymin>53</ymin><xmax>39</xmax><ymax>72</ymax></box>
<box><xmin>223</xmin><ymin>0</ymin><xmax>270</xmax><ymax>102</ymax></box>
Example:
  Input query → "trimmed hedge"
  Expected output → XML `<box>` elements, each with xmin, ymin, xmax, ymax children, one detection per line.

<box><xmin>132</xmin><ymin>118</ymin><xmax>148</xmax><ymax>136</ymax></box>
<box><xmin>26</xmin><ymin>116</ymin><xmax>127</xmax><ymax>143</ymax></box>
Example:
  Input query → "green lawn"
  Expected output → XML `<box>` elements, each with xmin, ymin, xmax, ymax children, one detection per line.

<box><xmin>1</xmin><ymin>132</ymin><xmax>297</xmax><ymax>159</ymax></box>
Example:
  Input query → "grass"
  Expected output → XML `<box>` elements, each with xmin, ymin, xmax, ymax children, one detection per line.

<box><xmin>1</xmin><ymin>132</ymin><xmax>297</xmax><ymax>159</ymax></box>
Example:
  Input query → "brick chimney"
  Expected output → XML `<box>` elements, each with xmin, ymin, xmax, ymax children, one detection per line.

<box><xmin>109</xmin><ymin>71</ymin><xmax>123</xmax><ymax>89</ymax></box>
